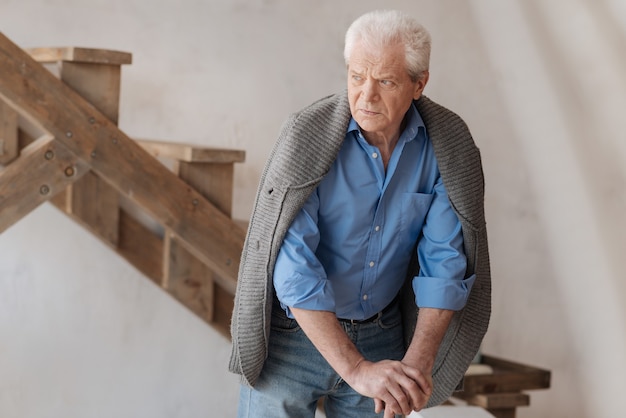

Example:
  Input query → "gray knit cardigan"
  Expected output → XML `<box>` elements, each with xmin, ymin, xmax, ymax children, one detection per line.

<box><xmin>229</xmin><ymin>92</ymin><xmax>491</xmax><ymax>407</ymax></box>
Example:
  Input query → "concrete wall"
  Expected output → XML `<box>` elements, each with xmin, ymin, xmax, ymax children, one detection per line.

<box><xmin>1</xmin><ymin>0</ymin><xmax>624</xmax><ymax>417</ymax></box>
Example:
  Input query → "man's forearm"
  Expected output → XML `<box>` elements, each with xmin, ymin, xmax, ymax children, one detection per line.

<box><xmin>403</xmin><ymin>307</ymin><xmax>455</xmax><ymax>374</ymax></box>
<box><xmin>290</xmin><ymin>307</ymin><xmax>364</xmax><ymax>378</ymax></box>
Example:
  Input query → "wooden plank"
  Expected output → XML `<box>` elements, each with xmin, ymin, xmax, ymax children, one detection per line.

<box><xmin>58</xmin><ymin>59</ymin><xmax>123</xmax><ymax>246</ymax></box>
<box><xmin>137</xmin><ymin>139</ymin><xmax>245</xmax><ymax>164</ymax></box>
<box><xmin>60</xmin><ymin>61</ymin><xmax>122</xmax><ymax>123</ymax></box>
<box><xmin>461</xmin><ymin>369</ymin><xmax>549</xmax><ymax>394</ymax></box>
<box><xmin>0</xmin><ymin>137</ymin><xmax>89</xmax><ymax>233</ymax></box>
<box><xmin>117</xmin><ymin>209</ymin><xmax>163</xmax><ymax>283</ymax></box>
<box><xmin>0</xmin><ymin>32</ymin><xmax>244</xmax><ymax>288</ymax></box>
<box><xmin>164</xmin><ymin>233</ymin><xmax>215</xmax><ymax>323</ymax></box>
<box><xmin>0</xmin><ymin>100</ymin><xmax>18</xmax><ymax>165</ymax></box>
<box><xmin>175</xmin><ymin>161</ymin><xmax>234</xmax><ymax>216</ymax></box>
<box><xmin>26</xmin><ymin>47</ymin><xmax>132</xmax><ymax>65</ymax></box>
<box><xmin>461</xmin><ymin>393</ymin><xmax>529</xmax><ymax>409</ymax></box>
<box><xmin>461</xmin><ymin>355</ymin><xmax>551</xmax><ymax>395</ymax></box>
<box><xmin>65</xmin><ymin>171</ymin><xmax>120</xmax><ymax>246</ymax></box>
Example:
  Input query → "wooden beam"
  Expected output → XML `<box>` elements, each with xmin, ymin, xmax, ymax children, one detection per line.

<box><xmin>0</xmin><ymin>137</ymin><xmax>89</xmax><ymax>233</ymax></box>
<box><xmin>0</xmin><ymin>100</ymin><xmax>18</xmax><ymax>165</ymax></box>
<box><xmin>26</xmin><ymin>47</ymin><xmax>132</xmax><ymax>65</ymax></box>
<box><xmin>55</xmin><ymin>54</ymin><xmax>124</xmax><ymax>247</ymax></box>
<box><xmin>163</xmin><ymin>233</ymin><xmax>215</xmax><ymax>323</ymax></box>
<box><xmin>0</xmin><ymin>32</ymin><xmax>244</xmax><ymax>287</ymax></box>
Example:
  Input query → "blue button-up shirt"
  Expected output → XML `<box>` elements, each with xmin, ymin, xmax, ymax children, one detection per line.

<box><xmin>273</xmin><ymin>103</ymin><xmax>475</xmax><ymax>320</ymax></box>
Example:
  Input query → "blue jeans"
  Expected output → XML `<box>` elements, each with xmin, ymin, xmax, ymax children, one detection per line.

<box><xmin>237</xmin><ymin>301</ymin><xmax>405</xmax><ymax>418</ymax></box>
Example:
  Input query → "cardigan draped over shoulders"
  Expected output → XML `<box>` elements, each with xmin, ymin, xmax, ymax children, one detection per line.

<box><xmin>229</xmin><ymin>92</ymin><xmax>491</xmax><ymax>407</ymax></box>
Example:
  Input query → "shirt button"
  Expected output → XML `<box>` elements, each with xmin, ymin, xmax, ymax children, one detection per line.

<box><xmin>363</xmin><ymin>294</ymin><xmax>368</xmax><ymax>301</ymax></box>
<box><xmin>369</xmin><ymin>261</ymin><xmax>375</xmax><ymax>267</ymax></box>
<box><xmin>372</xmin><ymin>152</ymin><xmax>378</xmax><ymax>159</ymax></box>
<box><xmin>374</xmin><ymin>225</ymin><xmax>380</xmax><ymax>232</ymax></box>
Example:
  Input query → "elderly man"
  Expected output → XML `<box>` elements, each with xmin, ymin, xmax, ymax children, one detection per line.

<box><xmin>230</xmin><ymin>9</ymin><xmax>490</xmax><ymax>418</ymax></box>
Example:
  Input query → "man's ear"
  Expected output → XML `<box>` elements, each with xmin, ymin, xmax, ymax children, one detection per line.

<box><xmin>414</xmin><ymin>71</ymin><xmax>429</xmax><ymax>100</ymax></box>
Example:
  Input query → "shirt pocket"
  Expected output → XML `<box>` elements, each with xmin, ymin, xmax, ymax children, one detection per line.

<box><xmin>401</xmin><ymin>192</ymin><xmax>435</xmax><ymax>237</ymax></box>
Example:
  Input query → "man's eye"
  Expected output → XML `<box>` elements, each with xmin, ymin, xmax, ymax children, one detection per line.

<box><xmin>381</xmin><ymin>80</ymin><xmax>394</xmax><ymax>86</ymax></box>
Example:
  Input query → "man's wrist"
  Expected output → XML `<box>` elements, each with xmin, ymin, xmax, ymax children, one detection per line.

<box><xmin>402</xmin><ymin>353</ymin><xmax>434</xmax><ymax>376</ymax></box>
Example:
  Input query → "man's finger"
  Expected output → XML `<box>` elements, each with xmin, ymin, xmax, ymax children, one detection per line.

<box><xmin>384</xmin><ymin>404</ymin><xmax>396</xmax><ymax>418</ymax></box>
<box><xmin>401</xmin><ymin>364</ymin><xmax>433</xmax><ymax>396</ymax></box>
<box><xmin>387</xmin><ymin>383</ymin><xmax>416</xmax><ymax>415</ymax></box>
<box><xmin>374</xmin><ymin>398</ymin><xmax>385</xmax><ymax>414</ymax></box>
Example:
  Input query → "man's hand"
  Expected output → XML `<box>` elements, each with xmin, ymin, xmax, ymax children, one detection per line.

<box><xmin>288</xmin><ymin>306</ymin><xmax>453</xmax><ymax>417</ymax></box>
<box><xmin>343</xmin><ymin>359</ymin><xmax>432</xmax><ymax>416</ymax></box>
<box><xmin>373</xmin><ymin>366</ymin><xmax>432</xmax><ymax>417</ymax></box>
<box><xmin>377</xmin><ymin>307</ymin><xmax>455</xmax><ymax>416</ymax></box>
<box><xmin>291</xmin><ymin>307</ymin><xmax>432</xmax><ymax>416</ymax></box>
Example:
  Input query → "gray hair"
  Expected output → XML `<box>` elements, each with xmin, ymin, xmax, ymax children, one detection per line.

<box><xmin>344</xmin><ymin>10</ymin><xmax>431</xmax><ymax>82</ymax></box>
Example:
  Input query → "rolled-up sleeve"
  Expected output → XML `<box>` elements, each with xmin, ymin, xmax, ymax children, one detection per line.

<box><xmin>413</xmin><ymin>177</ymin><xmax>474</xmax><ymax>311</ymax></box>
<box><xmin>273</xmin><ymin>190</ymin><xmax>335</xmax><ymax>315</ymax></box>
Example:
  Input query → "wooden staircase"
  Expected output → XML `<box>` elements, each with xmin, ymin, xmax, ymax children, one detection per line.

<box><xmin>0</xmin><ymin>33</ymin><xmax>245</xmax><ymax>338</ymax></box>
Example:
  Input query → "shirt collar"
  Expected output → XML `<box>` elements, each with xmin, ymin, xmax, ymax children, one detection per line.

<box><xmin>347</xmin><ymin>102</ymin><xmax>425</xmax><ymax>143</ymax></box>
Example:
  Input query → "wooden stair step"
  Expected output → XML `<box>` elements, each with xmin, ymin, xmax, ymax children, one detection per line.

<box><xmin>26</xmin><ymin>46</ymin><xmax>132</xmax><ymax>65</ymax></box>
<box><xmin>137</xmin><ymin>139</ymin><xmax>245</xmax><ymax>164</ymax></box>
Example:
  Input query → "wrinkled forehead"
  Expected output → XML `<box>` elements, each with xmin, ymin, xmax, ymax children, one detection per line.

<box><xmin>347</xmin><ymin>42</ymin><xmax>409</xmax><ymax>76</ymax></box>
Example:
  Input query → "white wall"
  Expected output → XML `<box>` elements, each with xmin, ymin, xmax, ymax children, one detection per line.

<box><xmin>0</xmin><ymin>0</ymin><xmax>624</xmax><ymax>417</ymax></box>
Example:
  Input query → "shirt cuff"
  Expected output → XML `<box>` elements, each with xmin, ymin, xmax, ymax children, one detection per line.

<box><xmin>412</xmin><ymin>274</ymin><xmax>476</xmax><ymax>311</ymax></box>
<box><xmin>275</xmin><ymin>272</ymin><xmax>336</xmax><ymax>314</ymax></box>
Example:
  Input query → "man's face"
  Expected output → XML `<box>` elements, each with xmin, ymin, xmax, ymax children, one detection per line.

<box><xmin>347</xmin><ymin>41</ymin><xmax>428</xmax><ymax>141</ymax></box>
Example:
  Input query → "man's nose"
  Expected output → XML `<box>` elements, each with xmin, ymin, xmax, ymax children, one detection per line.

<box><xmin>362</xmin><ymin>79</ymin><xmax>379</xmax><ymax>101</ymax></box>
